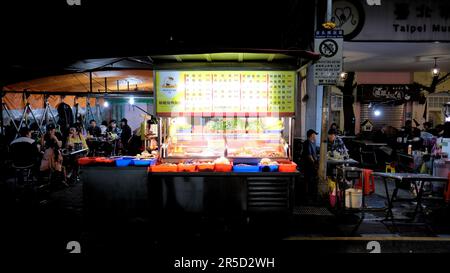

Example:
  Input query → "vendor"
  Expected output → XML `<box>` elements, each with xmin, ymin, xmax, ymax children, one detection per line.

<box><xmin>327</xmin><ymin>128</ymin><xmax>348</xmax><ymax>157</ymax></box>
<box><xmin>120</xmin><ymin>118</ymin><xmax>132</xmax><ymax>154</ymax></box>
<box><xmin>301</xmin><ymin>129</ymin><xmax>319</xmax><ymax>203</ymax></box>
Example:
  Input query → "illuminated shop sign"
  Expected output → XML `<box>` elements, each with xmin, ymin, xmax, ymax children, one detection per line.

<box><xmin>155</xmin><ymin>70</ymin><xmax>296</xmax><ymax>117</ymax></box>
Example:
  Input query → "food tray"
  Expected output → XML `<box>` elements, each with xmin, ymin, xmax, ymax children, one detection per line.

<box><xmin>231</xmin><ymin>157</ymin><xmax>260</xmax><ymax>165</ymax></box>
<box><xmin>148</xmin><ymin>164</ymin><xmax>178</xmax><ymax>172</ymax></box>
<box><xmin>132</xmin><ymin>158</ymin><xmax>157</xmax><ymax>166</ymax></box>
<box><xmin>177</xmin><ymin>163</ymin><xmax>197</xmax><ymax>172</ymax></box>
<box><xmin>94</xmin><ymin>157</ymin><xmax>116</xmax><ymax>166</ymax></box>
<box><xmin>115</xmin><ymin>158</ymin><xmax>133</xmax><ymax>167</ymax></box>
<box><xmin>232</xmin><ymin>164</ymin><xmax>260</xmax><ymax>172</ymax></box>
<box><xmin>259</xmin><ymin>164</ymin><xmax>279</xmax><ymax>172</ymax></box>
<box><xmin>278</xmin><ymin>162</ymin><xmax>297</xmax><ymax>172</ymax></box>
<box><xmin>78</xmin><ymin>157</ymin><xmax>96</xmax><ymax>166</ymax></box>
<box><xmin>197</xmin><ymin>163</ymin><xmax>215</xmax><ymax>172</ymax></box>
<box><xmin>214</xmin><ymin>163</ymin><xmax>233</xmax><ymax>172</ymax></box>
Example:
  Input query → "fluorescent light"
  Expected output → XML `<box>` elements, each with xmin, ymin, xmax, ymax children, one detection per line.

<box><xmin>129</xmin><ymin>97</ymin><xmax>135</xmax><ymax>105</ymax></box>
<box><xmin>103</xmin><ymin>101</ymin><xmax>109</xmax><ymax>108</ymax></box>
<box><xmin>374</xmin><ymin>110</ymin><xmax>381</xmax><ymax>117</ymax></box>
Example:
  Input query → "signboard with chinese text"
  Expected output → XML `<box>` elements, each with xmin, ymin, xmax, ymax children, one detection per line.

<box><xmin>155</xmin><ymin>70</ymin><xmax>296</xmax><ymax>117</ymax></box>
<box><xmin>335</xmin><ymin>0</ymin><xmax>450</xmax><ymax>41</ymax></box>
<box><xmin>313</xmin><ymin>29</ymin><xmax>344</xmax><ymax>85</ymax></box>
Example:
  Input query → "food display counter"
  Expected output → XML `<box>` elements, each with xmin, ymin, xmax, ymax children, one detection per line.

<box><xmin>150</xmin><ymin>69</ymin><xmax>300</xmax><ymax>216</ymax></box>
<box><xmin>81</xmin><ymin>69</ymin><xmax>301</xmax><ymax>225</ymax></box>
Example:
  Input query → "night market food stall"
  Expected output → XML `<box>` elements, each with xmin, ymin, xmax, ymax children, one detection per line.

<box><xmin>149</xmin><ymin>69</ymin><xmax>299</xmax><ymax>219</ymax></box>
<box><xmin>80</xmin><ymin>50</ymin><xmax>321</xmax><ymax>226</ymax></box>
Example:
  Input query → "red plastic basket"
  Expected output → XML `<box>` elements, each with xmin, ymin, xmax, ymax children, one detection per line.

<box><xmin>177</xmin><ymin>163</ymin><xmax>197</xmax><ymax>172</ymax></box>
<box><xmin>214</xmin><ymin>163</ymin><xmax>233</xmax><ymax>172</ymax></box>
<box><xmin>278</xmin><ymin>162</ymin><xmax>297</xmax><ymax>172</ymax></box>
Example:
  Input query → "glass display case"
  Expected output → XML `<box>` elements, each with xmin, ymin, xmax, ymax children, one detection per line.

<box><xmin>159</xmin><ymin>116</ymin><xmax>292</xmax><ymax>161</ymax></box>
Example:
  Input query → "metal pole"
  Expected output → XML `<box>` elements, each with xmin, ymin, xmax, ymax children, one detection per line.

<box><xmin>318</xmin><ymin>0</ymin><xmax>334</xmax><ymax>197</ymax></box>
<box><xmin>89</xmin><ymin>72</ymin><xmax>93</xmax><ymax>93</ymax></box>
<box><xmin>104</xmin><ymin>77</ymin><xmax>108</xmax><ymax>92</ymax></box>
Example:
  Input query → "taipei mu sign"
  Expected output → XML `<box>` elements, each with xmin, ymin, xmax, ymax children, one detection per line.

<box><xmin>314</xmin><ymin>30</ymin><xmax>344</xmax><ymax>85</ymax></box>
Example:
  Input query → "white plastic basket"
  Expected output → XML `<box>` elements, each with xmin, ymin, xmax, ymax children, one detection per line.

<box><xmin>345</xmin><ymin>189</ymin><xmax>362</xmax><ymax>209</ymax></box>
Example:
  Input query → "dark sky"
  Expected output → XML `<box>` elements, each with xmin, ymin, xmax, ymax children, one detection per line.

<box><xmin>0</xmin><ymin>0</ymin><xmax>315</xmax><ymax>82</ymax></box>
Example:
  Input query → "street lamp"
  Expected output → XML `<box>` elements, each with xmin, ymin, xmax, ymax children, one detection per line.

<box><xmin>432</xmin><ymin>57</ymin><xmax>440</xmax><ymax>77</ymax></box>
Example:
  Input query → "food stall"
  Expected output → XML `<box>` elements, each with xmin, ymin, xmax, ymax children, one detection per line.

<box><xmin>148</xmin><ymin>69</ymin><xmax>300</xmax><ymax>219</ymax></box>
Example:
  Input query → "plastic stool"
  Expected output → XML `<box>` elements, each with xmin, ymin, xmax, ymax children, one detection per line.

<box><xmin>386</xmin><ymin>162</ymin><xmax>396</xmax><ymax>173</ymax></box>
<box><xmin>445</xmin><ymin>173</ymin><xmax>450</xmax><ymax>203</ymax></box>
<box><xmin>355</xmin><ymin>169</ymin><xmax>375</xmax><ymax>195</ymax></box>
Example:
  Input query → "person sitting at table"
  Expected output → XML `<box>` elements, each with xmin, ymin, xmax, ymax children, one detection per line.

<box><xmin>10</xmin><ymin>127</ymin><xmax>41</xmax><ymax>174</ymax></box>
<box><xmin>40</xmin><ymin>138</ymin><xmax>67</xmax><ymax>187</ymax></box>
<box><xmin>66</xmin><ymin>124</ymin><xmax>89</xmax><ymax>151</ymax></box>
<box><xmin>329</xmin><ymin>123</ymin><xmax>342</xmax><ymax>135</ymax></box>
<box><xmin>106</xmin><ymin>120</ymin><xmax>122</xmax><ymax>139</ymax></box>
<box><xmin>41</xmin><ymin>123</ymin><xmax>63</xmax><ymax>150</ymax></box>
<box><xmin>327</xmin><ymin>128</ymin><xmax>348</xmax><ymax>158</ymax></box>
<box><xmin>87</xmin><ymin>119</ymin><xmax>102</xmax><ymax>138</ymax></box>
<box><xmin>100</xmin><ymin>120</ymin><xmax>108</xmax><ymax>135</ymax></box>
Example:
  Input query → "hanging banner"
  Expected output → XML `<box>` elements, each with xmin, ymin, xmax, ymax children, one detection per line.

<box><xmin>357</xmin><ymin>84</ymin><xmax>420</xmax><ymax>103</ymax></box>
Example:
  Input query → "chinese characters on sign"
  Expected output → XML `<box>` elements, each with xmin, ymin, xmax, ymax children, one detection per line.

<box><xmin>155</xmin><ymin>71</ymin><xmax>295</xmax><ymax>116</ymax></box>
<box><xmin>314</xmin><ymin>30</ymin><xmax>344</xmax><ymax>85</ymax></box>
<box><xmin>351</xmin><ymin>0</ymin><xmax>450</xmax><ymax>41</ymax></box>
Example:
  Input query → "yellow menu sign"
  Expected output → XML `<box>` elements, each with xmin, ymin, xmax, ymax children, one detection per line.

<box><xmin>155</xmin><ymin>70</ymin><xmax>296</xmax><ymax>116</ymax></box>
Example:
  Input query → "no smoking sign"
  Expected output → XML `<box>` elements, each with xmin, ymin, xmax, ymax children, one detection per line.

<box><xmin>314</xmin><ymin>30</ymin><xmax>344</xmax><ymax>85</ymax></box>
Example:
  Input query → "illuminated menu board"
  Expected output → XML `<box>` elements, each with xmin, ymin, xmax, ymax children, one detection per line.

<box><xmin>155</xmin><ymin>70</ymin><xmax>295</xmax><ymax>116</ymax></box>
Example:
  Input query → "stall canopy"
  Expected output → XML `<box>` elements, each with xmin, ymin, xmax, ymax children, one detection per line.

<box><xmin>1</xmin><ymin>49</ymin><xmax>319</xmax><ymax>132</ymax></box>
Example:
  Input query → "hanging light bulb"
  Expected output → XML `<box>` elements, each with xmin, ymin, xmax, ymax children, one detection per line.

<box><xmin>340</xmin><ymin>71</ymin><xmax>348</xmax><ymax>80</ymax></box>
<box><xmin>103</xmin><ymin>100</ymin><xmax>109</xmax><ymax>108</ymax></box>
<box><xmin>432</xmin><ymin>57</ymin><xmax>440</xmax><ymax>77</ymax></box>
<box><xmin>129</xmin><ymin>96</ymin><xmax>135</xmax><ymax>105</ymax></box>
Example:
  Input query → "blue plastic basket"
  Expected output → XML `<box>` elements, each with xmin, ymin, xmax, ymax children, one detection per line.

<box><xmin>132</xmin><ymin>158</ymin><xmax>157</xmax><ymax>166</ymax></box>
<box><xmin>259</xmin><ymin>164</ymin><xmax>279</xmax><ymax>172</ymax></box>
<box><xmin>233</xmin><ymin>164</ymin><xmax>260</xmax><ymax>172</ymax></box>
<box><xmin>115</xmin><ymin>158</ymin><xmax>133</xmax><ymax>167</ymax></box>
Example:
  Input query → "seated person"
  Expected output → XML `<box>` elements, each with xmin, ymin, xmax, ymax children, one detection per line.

<box><xmin>327</xmin><ymin>128</ymin><xmax>348</xmax><ymax>158</ymax></box>
<box><xmin>40</xmin><ymin>138</ymin><xmax>67</xmax><ymax>186</ymax></box>
<box><xmin>66</xmin><ymin>124</ymin><xmax>89</xmax><ymax>151</ymax></box>
<box><xmin>87</xmin><ymin>119</ymin><xmax>102</xmax><ymax>138</ymax></box>
<box><xmin>100</xmin><ymin>121</ymin><xmax>108</xmax><ymax>135</ymax></box>
<box><xmin>10</xmin><ymin>127</ymin><xmax>41</xmax><ymax>171</ymax></box>
<box><xmin>41</xmin><ymin>123</ymin><xmax>63</xmax><ymax>150</ymax></box>
<box><xmin>106</xmin><ymin>120</ymin><xmax>122</xmax><ymax>140</ymax></box>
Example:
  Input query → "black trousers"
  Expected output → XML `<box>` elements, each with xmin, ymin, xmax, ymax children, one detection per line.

<box><xmin>303</xmin><ymin>166</ymin><xmax>318</xmax><ymax>202</ymax></box>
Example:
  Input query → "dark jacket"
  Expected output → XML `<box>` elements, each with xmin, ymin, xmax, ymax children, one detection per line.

<box><xmin>10</xmin><ymin>137</ymin><xmax>41</xmax><ymax>167</ymax></box>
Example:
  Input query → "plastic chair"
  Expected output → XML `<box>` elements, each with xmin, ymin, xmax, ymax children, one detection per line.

<box><xmin>12</xmin><ymin>163</ymin><xmax>35</xmax><ymax>186</ymax></box>
<box><xmin>386</xmin><ymin>162</ymin><xmax>396</xmax><ymax>173</ymax></box>
<box><xmin>355</xmin><ymin>169</ymin><xmax>375</xmax><ymax>195</ymax></box>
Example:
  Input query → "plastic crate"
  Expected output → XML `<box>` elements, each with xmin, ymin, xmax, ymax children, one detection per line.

<box><xmin>78</xmin><ymin>157</ymin><xmax>96</xmax><ymax>166</ymax></box>
<box><xmin>197</xmin><ymin>163</ymin><xmax>215</xmax><ymax>172</ymax></box>
<box><xmin>233</xmin><ymin>164</ymin><xmax>260</xmax><ymax>172</ymax></box>
<box><xmin>215</xmin><ymin>163</ymin><xmax>233</xmax><ymax>172</ymax></box>
<box><xmin>259</xmin><ymin>164</ymin><xmax>279</xmax><ymax>172</ymax></box>
<box><xmin>148</xmin><ymin>164</ymin><xmax>178</xmax><ymax>172</ymax></box>
<box><xmin>278</xmin><ymin>162</ymin><xmax>297</xmax><ymax>172</ymax></box>
<box><xmin>132</xmin><ymin>158</ymin><xmax>157</xmax><ymax>166</ymax></box>
<box><xmin>115</xmin><ymin>158</ymin><xmax>133</xmax><ymax>167</ymax></box>
<box><xmin>177</xmin><ymin>163</ymin><xmax>197</xmax><ymax>172</ymax></box>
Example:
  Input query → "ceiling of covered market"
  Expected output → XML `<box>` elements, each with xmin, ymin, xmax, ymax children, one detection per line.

<box><xmin>343</xmin><ymin>41</ymin><xmax>450</xmax><ymax>72</ymax></box>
